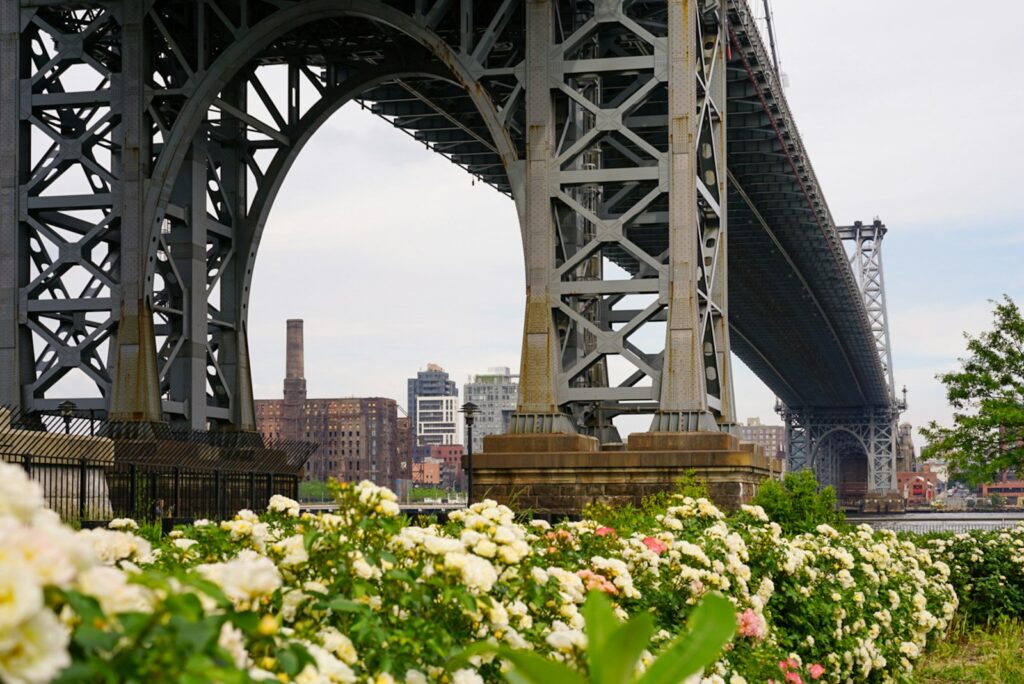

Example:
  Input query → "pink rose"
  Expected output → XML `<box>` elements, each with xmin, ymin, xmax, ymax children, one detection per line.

<box><xmin>595</xmin><ymin>526</ymin><xmax>616</xmax><ymax>537</ymax></box>
<box><xmin>642</xmin><ymin>536</ymin><xmax>668</xmax><ymax>554</ymax></box>
<box><xmin>809</xmin><ymin>664</ymin><xmax>825</xmax><ymax>680</ymax></box>
<box><xmin>736</xmin><ymin>608</ymin><xmax>767</xmax><ymax>640</ymax></box>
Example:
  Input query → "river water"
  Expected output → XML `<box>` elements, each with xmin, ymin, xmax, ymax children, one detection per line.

<box><xmin>847</xmin><ymin>512</ymin><xmax>1024</xmax><ymax>534</ymax></box>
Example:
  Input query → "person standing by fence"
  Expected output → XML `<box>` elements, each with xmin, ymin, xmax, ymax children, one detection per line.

<box><xmin>150</xmin><ymin>498</ymin><xmax>164</xmax><ymax>524</ymax></box>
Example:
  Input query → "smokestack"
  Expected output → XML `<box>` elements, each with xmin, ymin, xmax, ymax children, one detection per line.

<box><xmin>282</xmin><ymin>319</ymin><xmax>307</xmax><ymax>439</ymax></box>
<box><xmin>286</xmin><ymin>319</ymin><xmax>304</xmax><ymax>379</ymax></box>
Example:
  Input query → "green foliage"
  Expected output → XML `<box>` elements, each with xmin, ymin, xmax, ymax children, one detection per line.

<box><xmin>298</xmin><ymin>480</ymin><xmax>334</xmax><ymax>502</ymax></box>
<box><xmin>408</xmin><ymin>486</ymin><xmax>450</xmax><ymax>502</ymax></box>
<box><xmin>51</xmin><ymin>571</ymin><xmax>311</xmax><ymax>683</ymax></box>
<box><xmin>751</xmin><ymin>470</ymin><xmax>844</xmax><ymax>535</ymax></box>
<box><xmin>456</xmin><ymin>591</ymin><xmax>735</xmax><ymax>684</ymax></box>
<box><xmin>920</xmin><ymin>295</ymin><xmax>1024</xmax><ymax>484</ymax></box>
<box><xmin>582</xmin><ymin>473</ymin><xmax>709</xmax><ymax>536</ymax></box>
<box><xmin>916</xmin><ymin>527</ymin><xmax>1024</xmax><ymax>626</ymax></box>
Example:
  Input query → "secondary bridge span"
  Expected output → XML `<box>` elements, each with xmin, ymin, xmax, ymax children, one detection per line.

<box><xmin>0</xmin><ymin>0</ymin><xmax>902</xmax><ymax>493</ymax></box>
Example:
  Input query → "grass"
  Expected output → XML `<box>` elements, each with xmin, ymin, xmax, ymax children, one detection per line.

<box><xmin>915</xmin><ymin>619</ymin><xmax>1024</xmax><ymax>683</ymax></box>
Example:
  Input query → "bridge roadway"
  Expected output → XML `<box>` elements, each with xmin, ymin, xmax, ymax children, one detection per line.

<box><xmin>343</xmin><ymin>0</ymin><xmax>890</xmax><ymax>412</ymax></box>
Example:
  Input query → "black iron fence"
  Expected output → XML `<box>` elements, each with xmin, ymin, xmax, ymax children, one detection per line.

<box><xmin>0</xmin><ymin>405</ymin><xmax>316</xmax><ymax>523</ymax></box>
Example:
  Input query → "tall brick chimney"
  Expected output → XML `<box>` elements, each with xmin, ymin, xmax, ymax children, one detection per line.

<box><xmin>286</xmin><ymin>319</ymin><xmax>304</xmax><ymax>380</ymax></box>
<box><xmin>282</xmin><ymin>319</ymin><xmax>306</xmax><ymax>440</ymax></box>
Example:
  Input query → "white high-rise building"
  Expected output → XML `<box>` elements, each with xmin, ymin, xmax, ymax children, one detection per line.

<box><xmin>416</xmin><ymin>395</ymin><xmax>458</xmax><ymax>446</ymax></box>
<box><xmin>463</xmin><ymin>367</ymin><xmax>519</xmax><ymax>454</ymax></box>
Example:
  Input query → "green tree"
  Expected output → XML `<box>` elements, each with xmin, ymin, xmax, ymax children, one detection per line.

<box><xmin>920</xmin><ymin>296</ymin><xmax>1024</xmax><ymax>484</ymax></box>
<box><xmin>752</xmin><ymin>470</ymin><xmax>844</xmax><ymax>534</ymax></box>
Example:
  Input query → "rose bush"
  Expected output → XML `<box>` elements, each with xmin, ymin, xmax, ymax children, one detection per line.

<box><xmin>0</xmin><ymin>460</ymin><xmax>978</xmax><ymax>683</ymax></box>
<box><xmin>916</xmin><ymin>525</ymin><xmax>1024</xmax><ymax>626</ymax></box>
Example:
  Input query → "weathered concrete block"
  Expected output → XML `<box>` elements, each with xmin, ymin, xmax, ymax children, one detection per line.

<box><xmin>471</xmin><ymin>432</ymin><xmax>779</xmax><ymax>516</ymax></box>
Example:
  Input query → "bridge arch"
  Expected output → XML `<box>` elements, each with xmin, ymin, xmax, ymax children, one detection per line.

<box><xmin>810</xmin><ymin>427</ymin><xmax>871</xmax><ymax>501</ymax></box>
<box><xmin>141</xmin><ymin>2</ymin><xmax>521</xmax><ymax>428</ymax></box>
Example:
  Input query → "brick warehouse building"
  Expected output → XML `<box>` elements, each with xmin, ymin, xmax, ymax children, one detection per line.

<box><xmin>255</xmin><ymin>320</ymin><xmax>402</xmax><ymax>487</ymax></box>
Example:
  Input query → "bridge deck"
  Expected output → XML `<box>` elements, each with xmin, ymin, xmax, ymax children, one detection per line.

<box><xmin>257</xmin><ymin>0</ymin><xmax>889</xmax><ymax>411</ymax></box>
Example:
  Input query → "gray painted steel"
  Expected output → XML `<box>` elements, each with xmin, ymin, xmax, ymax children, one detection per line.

<box><xmin>0</xmin><ymin>0</ymin><xmax>903</xmax><ymax>491</ymax></box>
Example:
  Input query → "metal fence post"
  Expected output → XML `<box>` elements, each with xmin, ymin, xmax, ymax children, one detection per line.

<box><xmin>24</xmin><ymin>454</ymin><xmax>32</xmax><ymax>477</ymax></box>
<box><xmin>78</xmin><ymin>457</ymin><xmax>88</xmax><ymax>521</ymax></box>
<box><xmin>212</xmin><ymin>471</ymin><xmax>221</xmax><ymax>518</ymax></box>
<box><xmin>173</xmin><ymin>467</ymin><xmax>181</xmax><ymax>518</ymax></box>
<box><xmin>249</xmin><ymin>472</ymin><xmax>256</xmax><ymax>510</ymax></box>
<box><xmin>129</xmin><ymin>463</ymin><xmax>137</xmax><ymax>519</ymax></box>
<box><xmin>268</xmin><ymin>472</ymin><xmax>274</xmax><ymax>499</ymax></box>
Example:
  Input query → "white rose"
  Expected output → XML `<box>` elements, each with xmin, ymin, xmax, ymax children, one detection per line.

<box><xmin>296</xmin><ymin>644</ymin><xmax>356</xmax><ymax>684</ymax></box>
<box><xmin>273</xmin><ymin>535</ymin><xmax>309</xmax><ymax>569</ymax></box>
<box><xmin>0</xmin><ymin>463</ymin><xmax>46</xmax><ymax>523</ymax></box>
<box><xmin>77</xmin><ymin>566</ymin><xmax>153</xmax><ymax>615</ymax></box>
<box><xmin>0</xmin><ymin>561</ymin><xmax>43</xmax><ymax>639</ymax></box>
<box><xmin>0</xmin><ymin>608</ymin><xmax>70</xmax><ymax>684</ymax></box>
<box><xmin>268</xmin><ymin>495</ymin><xmax>300</xmax><ymax>517</ymax></box>
<box><xmin>452</xmin><ymin>669</ymin><xmax>484</xmax><ymax>684</ymax></box>
<box><xmin>218</xmin><ymin>622</ymin><xmax>248</xmax><ymax>668</ymax></box>
<box><xmin>318</xmin><ymin>628</ymin><xmax>358</xmax><ymax>665</ymax></box>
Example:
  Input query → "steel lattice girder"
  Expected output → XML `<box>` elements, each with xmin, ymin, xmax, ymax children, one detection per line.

<box><xmin>0</xmin><ymin>0</ymin><xmax>898</xmax><ymax>466</ymax></box>
<box><xmin>782</xmin><ymin>405</ymin><xmax>898</xmax><ymax>494</ymax></box>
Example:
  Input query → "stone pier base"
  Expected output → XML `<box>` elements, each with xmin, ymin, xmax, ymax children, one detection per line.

<box><xmin>472</xmin><ymin>432</ymin><xmax>783</xmax><ymax>516</ymax></box>
<box><xmin>859</xmin><ymin>492</ymin><xmax>906</xmax><ymax>514</ymax></box>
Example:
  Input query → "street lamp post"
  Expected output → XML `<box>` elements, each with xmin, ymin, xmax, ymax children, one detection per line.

<box><xmin>460</xmin><ymin>402</ymin><xmax>479</xmax><ymax>505</ymax></box>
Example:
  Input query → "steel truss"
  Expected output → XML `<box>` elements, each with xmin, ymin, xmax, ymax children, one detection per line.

<box><xmin>3</xmin><ymin>0</ymin><xmax>734</xmax><ymax>437</ymax></box>
<box><xmin>782</xmin><ymin>405</ymin><xmax>899</xmax><ymax>495</ymax></box>
<box><xmin>781</xmin><ymin>220</ymin><xmax>903</xmax><ymax>494</ymax></box>
<box><xmin>513</xmin><ymin>0</ymin><xmax>734</xmax><ymax>437</ymax></box>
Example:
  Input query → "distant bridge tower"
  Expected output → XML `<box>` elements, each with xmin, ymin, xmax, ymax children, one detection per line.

<box><xmin>782</xmin><ymin>219</ymin><xmax>905</xmax><ymax>501</ymax></box>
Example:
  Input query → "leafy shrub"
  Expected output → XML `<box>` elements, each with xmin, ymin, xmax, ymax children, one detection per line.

<box><xmin>1</xmin><ymin>462</ymin><xmax>965</xmax><ymax>683</ymax></box>
<box><xmin>752</xmin><ymin>470</ymin><xmax>845</xmax><ymax>535</ymax></box>
<box><xmin>918</xmin><ymin>527</ymin><xmax>1024</xmax><ymax>626</ymax></box>
<box><xmin>583</xmin><ymin>472</ymin><xmax>709</xmax><ymax>536</ymax></box>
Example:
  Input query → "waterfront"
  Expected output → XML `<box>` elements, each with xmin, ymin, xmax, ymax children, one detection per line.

<box><xmin>849</xmin><ymin>511</ymin><xmax>1024</xmax><ymax>534</ymax></box>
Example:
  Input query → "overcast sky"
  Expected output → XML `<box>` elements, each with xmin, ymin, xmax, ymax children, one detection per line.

<box><xmin>248</xmin><ymin>0</ymin><xmax>1024</xmax><ymax>444</ymax></box>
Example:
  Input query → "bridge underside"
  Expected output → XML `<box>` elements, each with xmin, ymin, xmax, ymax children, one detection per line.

<box><xmin>1</xmin><ymin>0</ymin><xmax>899</xmax><ymax>492</ymax></box>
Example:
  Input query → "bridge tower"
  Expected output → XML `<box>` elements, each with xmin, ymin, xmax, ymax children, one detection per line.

<box><xmin>781</xmin><ymin>219</ymin><xmax>905</xmax><ymax>504</ymax></box>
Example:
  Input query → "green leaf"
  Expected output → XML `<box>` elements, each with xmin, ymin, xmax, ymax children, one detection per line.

<box><xmin>328</xmin><ymin>598</ymin><xmax>368</xmax><ymax>614</ymax></box>
<box><xmin>73</xmin><ymin>624</ymin><xmax>120</xmax><ymax>652</ymax></box>
<box><xmin>63</xmin><ymin>590</ymin><xmax>103</xmax><ymax>623</ymax></box>
<box><xmin>229</xmin><ymin>610</ymin><xmax>260</xmax><ymax>633</ymax></box>
<box><xmin>385</xmin><ymin>569</ymin><xmax>414</xmax><ymax>583</ymax></box>
<box><xmin>277</xmin><ymin>648</ymin><xmax>300</xmax><ymax>677</ymax></box>
<box><xmin>499</xmin><ymin>648</ymin><xmax>587</xmax><ymax>684</ymax></box>
<box><xmin>596</xmin><ymin>612</ymin><xmax>656</xmax><ymax>684</ymax></box>
<box><xmin>171</xmin><ymin>615</ymin><xmax>219</xmax><ymax>652</ymax></box>
<box><xmin>457</xmin><ymin>593</ymin><xmax>478</xmax><ymax>614</ymax></box>
<box><xmin>582</xmin><ymin>590</ymin><xmax>619</xmax><ymax>659</ymax></box>
<box><xmin>117</xmin><ymin>612</ymin><xmax>152</xmax><ymax>637</ymax></box>
<box><xmin>581</xmin><ymin>591</ymin><xmax>657</xmax><ymax>684</ymax></box>
<box><xmin>637</xmin><ymin>594</ymin><xmax>736</xmax><ymax>684</ymax></box>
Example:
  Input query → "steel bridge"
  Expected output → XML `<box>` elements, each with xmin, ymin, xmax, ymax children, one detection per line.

<box><xmin>0</xmin><ymin>0</ymin><xmax>903</xmax><ymax>493</ymax></box>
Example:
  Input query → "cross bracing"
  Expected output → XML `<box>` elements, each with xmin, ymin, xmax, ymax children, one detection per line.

<box><xmin>0</xmin><ymin>0</ymin><xmax>902</xmax><ymax>491</ymax></box>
